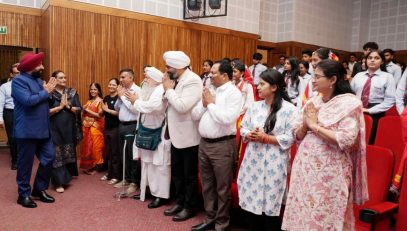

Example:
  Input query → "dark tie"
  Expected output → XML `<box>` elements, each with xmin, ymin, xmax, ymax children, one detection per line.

<box><xmin>203</xmin><ymin>75</ymin><xmax>208</xmax><ymax>87</ymax></box>
<box><xmin>252</xmin><ymin>64</ymin><xmax>257</xmax><ymax>77</ymax></box>
<box><xmin>361</xmin><ymin>73</ymin><xmax>374</xmax><ymax>108</ymax></box>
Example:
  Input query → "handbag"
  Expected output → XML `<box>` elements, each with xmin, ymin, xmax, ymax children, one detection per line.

<box><xmin>135</xmin><ymin>114</ymin><xmax>165</xmax><ymax>151</ymax></box>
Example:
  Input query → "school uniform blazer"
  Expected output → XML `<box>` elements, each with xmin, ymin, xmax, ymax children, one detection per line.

<box><xmin>164</xmin><ymin>69</ymin><xmax>203</xmax><ymax>149</ymax></box>
<box><xmin>11</xmin><ymin>73</ymin><xmax>51</xmax><ymax>139</ymax></box>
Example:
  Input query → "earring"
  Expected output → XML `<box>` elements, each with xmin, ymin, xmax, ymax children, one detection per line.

<box><xmin>330</xmin><ymin>85</ymin><xmax>333</xmax><ymax>89</ymax></box>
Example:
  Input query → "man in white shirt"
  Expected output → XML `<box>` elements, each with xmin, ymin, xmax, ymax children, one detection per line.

<box><xmin>162</xmin><ymin>51</ymin><xmax>203</xmax><ymax>222</ymax></box>
<box><xmin>384</xmin><ymin>48</ymin><xmax>402</xmax><ymax>86</ymax></box>
<box><xmin>395</xmin><ymin>70</ymin><xmax>407</xmax><ymax>114</ymax></box>
<box><xmin>302</xmin><ymin>49</ymin><xmax>314</xmax><ymax>76</ymax></box>
<box><xmin>0</xmin><ymin>63</ymin><xmax>19</xmax><ymax>170</ymax></box>
<box><xmin>249</xmin><ymin>53</ymin><xmax>268</xmax><ymax>85</ymax></box>
<box><xmin>191</xmin><ymin>61</ymin><xmax>242</xmax><ymax>231</ymax></box>
<box><xmin>115</xmin><ymin>68</ymin><xmax>142</xmax><ymax>196</ymax></box>
<box><xmin>348</xmin><ymin>53</ymin><xmax>357</xmax><ymax>73</ymax></box>
<box><xmin>272</xmin><ymin>55</ymin><xmax>286</xmax><ymax>74</ymax></box>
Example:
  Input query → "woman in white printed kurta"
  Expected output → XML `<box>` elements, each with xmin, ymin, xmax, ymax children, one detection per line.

<box><xmin>237</xmin><ymin>99</ymin><xmax>296</xmax><ymax>216</ymax></box>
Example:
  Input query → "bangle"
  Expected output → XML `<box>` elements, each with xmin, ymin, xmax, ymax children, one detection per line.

<box><xmin>315</xmin><ymin>125</ymin><xmax>320</xmax><ymax>134</ymax></box>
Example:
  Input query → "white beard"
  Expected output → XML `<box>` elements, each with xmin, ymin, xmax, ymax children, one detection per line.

<box><xmin>140</xmin><ymin>83</ymin><xmax>156</xmax><ymax>101</ymax></box>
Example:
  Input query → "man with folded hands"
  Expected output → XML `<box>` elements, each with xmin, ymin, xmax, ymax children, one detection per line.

<box><xmin>191</xmin><ymin>60</ymin><xmax>242</xmax><ymax>231</ymax></box>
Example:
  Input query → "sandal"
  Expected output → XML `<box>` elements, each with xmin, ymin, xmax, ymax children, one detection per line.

<box><xmin>108</xmin><ymin>178</ymin><xmax>119</xmax><ymax>185</ymax></box>
<box><xmin>100</xmin><ymin>175</ymin><xmax>109</xmax><ymax>181</ymax></box>
<box><xmin>56</xmin><ymin>186</ymin><xmax>64</xmax><ymax>193</ymax></box>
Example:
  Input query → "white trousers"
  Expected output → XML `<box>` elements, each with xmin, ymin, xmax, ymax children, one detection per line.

<box><xmin>140</xmin><ymin>161</ymin><xmax>171</xmax><ymax>201</ymax></box>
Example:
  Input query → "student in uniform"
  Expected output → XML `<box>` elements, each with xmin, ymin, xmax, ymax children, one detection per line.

<box><xmin>351</xmin><ymin>50</ymin><xmax>396</xmax><ymax>144</ymax></box>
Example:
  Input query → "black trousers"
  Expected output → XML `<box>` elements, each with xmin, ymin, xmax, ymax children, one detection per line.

<box><xmin>105</xmin><ymin>126</ymin><xmax>121</xmax><ymax>180</ymax></box>
<box><xmin>119</xmin><ymin>123</ymin><xmax>140</xmax><ymax>185</ymax></box>
<box><xmin>3</xmin><ymin>109</ymin><xmax>18</xmax><ymax>164</ymax></box>
<box><xmin>245</xmin><ymin>211</ymin><xmax>282</xmax><ymax>231</ymax></box>
<box><xmin>171</xmin><ymin>144</ymin><xmax>199</xmax><ymax>210</ymax></box>
<box><xmin>368</xmin><ymin>103</ymin><xmax>386</xmax><ymax>144</ymax></box>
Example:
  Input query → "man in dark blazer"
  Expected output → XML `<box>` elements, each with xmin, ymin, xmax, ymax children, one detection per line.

<box><xmin>12</xmin><ymin>52</ymin><xmax>57</xmax><ymax>208</ymax></box>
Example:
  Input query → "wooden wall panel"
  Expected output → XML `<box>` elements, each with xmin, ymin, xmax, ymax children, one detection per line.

<box><xmin>40</xmin><ymin>7</ymin><xmax>51</xmax><ymax>79</ymax></box>
<box><xmin>265</xmin><ymin>41</ymin><xmax>353</xmax><ymax>67</ymax></box>
<box><xmin>244</xmin><ymin>39</ymin><xmax>258</xmax><ymax>65</ymax></box>
<box><xmin>0</xmin><ymin>5</ymin><xmax>41</xmax><ymax>48</ymax></box>
<box><xmin>46</xmin><ymin>6</ymin><xmax>149</xmax><ymax>104</ymax></box>
<box><xmin>40</xmin><ymin>1</ymin><xmax>258</xmax><ymax>106</ymax></box>
<box><xmin>145</xmin><ymin>22</ymin><xmax>178</xmax><ymax>73</ymax></box>
<box><xmin>228</xmin><ymin>36</ymin><xmax>246</xmax><ymax>61</ymax></box>
<box><xmin>176</xmin><ymin>28</ymin><xmax>201</xmax><ymax>74</ymax></box>
<box><xmin>200</xmin><ymin>31</ymin><xmax>229</xmax><ymax>64</ymax></box>
<box><xmin>0</xmin><ymin>48</ymin><xmax>19</xmax><ymax>82</ymax></box>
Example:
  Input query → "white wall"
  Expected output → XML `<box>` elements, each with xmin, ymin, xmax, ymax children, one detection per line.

<box><xmin>368</xmin><ymin>0</ymin><xmax>407</xmax><ymax>51</ymax></box>
<box><xmin>0</xmin><ymin>0</ymin><xmax>45</xmax><ymax>8</ymax></box>
<box><xmin>2</xmin><ymin>0</ymin><xmax>407</xmax><ymax>51</ymax></box>
<box><xmin>258</xmin><ymin>0</ymin><xmax>354</xmax><ymax>51</ymax></box>
<box><xmin>74</xmin><ymin>0</ymin><xmax>261</xmax><ymax>35</ymax></box>
<box><xmin>259</xmin><ymin>0</ymin><xmax>278</xmax><ymax>42</ymax></box>
<box><xmin>292</xmin><ymin>0</ymin><xmax>353</xmax><ymax>51</ymax></box>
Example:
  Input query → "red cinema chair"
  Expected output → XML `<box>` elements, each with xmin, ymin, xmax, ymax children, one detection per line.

<box><xmin>356</xmin><ymin>145</ymin><xmax>397</xmax><ymax>231</ymax></box>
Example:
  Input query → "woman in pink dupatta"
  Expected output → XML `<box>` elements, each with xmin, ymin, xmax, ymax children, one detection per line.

<box><xmin>282</xmin><ymin>60</ymin><xmax>368</xmax><ymax>231</ymax></box>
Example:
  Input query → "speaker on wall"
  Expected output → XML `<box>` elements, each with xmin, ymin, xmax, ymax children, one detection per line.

<box><xmin>187</xmin><ymin>0</ymin><xmax>202</xmax><ymax>11</ymax></box>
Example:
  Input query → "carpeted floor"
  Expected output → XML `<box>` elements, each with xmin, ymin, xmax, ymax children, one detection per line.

<box><xmin>0</xmin><ymin>148</ymin><xmax>248</xmax><ymax>231</ymax></box>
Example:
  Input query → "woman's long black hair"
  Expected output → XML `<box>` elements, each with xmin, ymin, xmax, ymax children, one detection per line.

<box><xmin>261</xmin><ymin>69</ymin><xmax>291</xmax><ymax>134</ymax></box>
<box><xmin>282</xmin><ymin>56</ymin><xmax>300</xmax><ymax>87</ymax></box>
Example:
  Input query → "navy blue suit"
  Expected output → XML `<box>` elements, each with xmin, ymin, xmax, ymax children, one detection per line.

<box><xmin>12</xmin><ymin>73</ymin><xmax>55</xmax><ymax>197</ymax></box>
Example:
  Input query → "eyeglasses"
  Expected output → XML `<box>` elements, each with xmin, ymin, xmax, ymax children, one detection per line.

<box><xmin>313</xmin><ymin>74</ymin><xmax>327</xmax><ymax>79</ymax></box>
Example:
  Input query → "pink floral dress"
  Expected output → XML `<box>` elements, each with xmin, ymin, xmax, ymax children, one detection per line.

<box><xmin>282</xmin><ymin>94</ymin><xmax>368</xmax><ymax>231</ymax></box>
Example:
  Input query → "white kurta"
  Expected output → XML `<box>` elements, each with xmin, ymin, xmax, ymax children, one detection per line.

<box><xmin>236</xmin><ymin>80</ymin><xmax>255</xmax><ymax>115</ymax></box>
<box><xmin>131</xmin><ymin>85</ymin><xmax>171</xmax><ymax>200</ymax></box>
<box><xmin>237</xmin><ymin>100</ymin><xmax>297</xmax><ymax>216</ymax></box>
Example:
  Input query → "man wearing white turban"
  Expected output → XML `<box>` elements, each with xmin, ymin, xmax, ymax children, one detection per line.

<box><xmin>161</xmin><ymin>51</ymin><xmax>202</xmax><ymax>222</ymax></box>
<box><xmin>127</xmin><ymin>67</ymin><xmax>171</xmax><ymax>209</ymax></box>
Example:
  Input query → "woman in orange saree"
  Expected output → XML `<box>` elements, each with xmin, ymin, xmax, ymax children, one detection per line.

<box><xmin>80</xmin><ymin>82</ymin><xmax>105</xmax><ymax>174</ymax></box>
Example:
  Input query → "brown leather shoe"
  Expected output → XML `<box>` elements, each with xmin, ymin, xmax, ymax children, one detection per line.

<box><xmin>164</xmin><ymin>204</ymin><xmax>183</xmax><ymax>216</ymax></box>
<box><xmin>172</xmin><ymin>208</ymin><xmax>195</xmax><ymax>222</ymax></box>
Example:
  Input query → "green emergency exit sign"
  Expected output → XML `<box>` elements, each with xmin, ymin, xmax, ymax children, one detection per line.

<box><xmin>0</xmin><ymin>26</ymin><xmax>7</xmax><ymax>35</ymax></box>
